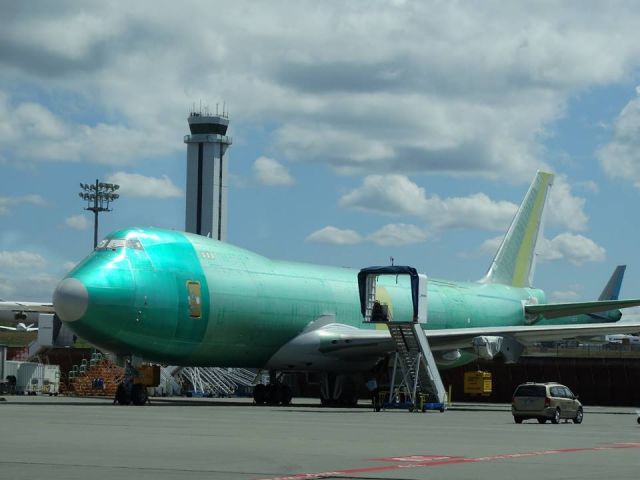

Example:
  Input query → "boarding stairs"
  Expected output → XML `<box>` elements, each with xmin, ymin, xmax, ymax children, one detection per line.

<box><xmin>387</xmin><ymin>321</ymin><xmax>447</xmax><ymax>408</ymax></box>
<box><xmin>358</xmin><ymin>265</ymin><xmax>447</xmax><ymax>411</ymax></box>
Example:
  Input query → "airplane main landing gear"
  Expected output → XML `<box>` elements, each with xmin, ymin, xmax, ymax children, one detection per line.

<box><xmin>320</xmin><ymin>373</ymin><xmax>359</xmax><ymax>407</ymax></box>
<box><xmin>253</xmin><ymin>383</ymin><xmax>292</xmax><ymax>405</ymax></box>
<box><xmin>253</xmin><ymin>371</ymin><xmax>292</xmax><ymax>406</ymax></box>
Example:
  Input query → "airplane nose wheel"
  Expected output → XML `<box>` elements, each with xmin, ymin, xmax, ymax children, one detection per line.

<box><xmin>113</xmin><ymin>359</ymin><xmax>149</xmax><ymax>406</ymax></box>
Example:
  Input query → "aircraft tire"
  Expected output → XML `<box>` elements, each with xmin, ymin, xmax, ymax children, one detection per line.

<box><xmin>115</xmin><ymin>384</ymin><xmax>131</xmax><ymax>406</ymax></box>
<box><xmin>253</xmin><ymin>384</ymin><xmax>267</xmax><ymax>405</ymax></box>
<box><xmin>280</xmin><ymin>385</ymin><xmax>292</xmax><ymax>406</ymax></box>
<box><xmin>131</xmin><ymin>384</ymin><xmax>148</xmax><ymax>406</ymax></box>
<box><xmin>266</xmin><ymin>384</ymin><xmax>282</xmax><ymax>405</ymax></box>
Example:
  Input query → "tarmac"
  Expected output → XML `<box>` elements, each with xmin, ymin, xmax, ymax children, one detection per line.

<box><xmin>1</xmin><ymin>396</ymin><xmax>639</xmax><ymax>480</ymax></box>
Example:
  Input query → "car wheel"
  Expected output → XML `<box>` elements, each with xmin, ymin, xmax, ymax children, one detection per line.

<box><xmin>537</xmin><ymin>417</ymin><xmax>547</xmax><ymax>424</ymax></box>
<box><xmin>514</xmin><ymin>416</ymin><xmax>523</xmax><ymax>424</ymax></box>
<box><xmin>573</xmin><ymin>408</ymin><xmax>583</xmax><ymax>424</ymax></box>
<box><xmin>637</xmin><ymin>416</ymin><xmax>640</xmax><ymax>425</ymax></box>
<box><xmin>551</xmin><ymin>408</ymin><xmax>561</xmax><ymax>424</ymax></box>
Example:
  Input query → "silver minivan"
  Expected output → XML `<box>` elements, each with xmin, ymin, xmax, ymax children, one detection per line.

<box><xmin>511</xmin><ymin>382</ymin><xmax>583</xmax><ymax>424</ymax></box>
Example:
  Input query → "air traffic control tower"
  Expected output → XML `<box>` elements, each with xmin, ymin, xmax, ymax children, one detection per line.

<box><xmin>184</xmin><ymin>110</ymin><xmax>232</xmax><ymax>240</ymax></box>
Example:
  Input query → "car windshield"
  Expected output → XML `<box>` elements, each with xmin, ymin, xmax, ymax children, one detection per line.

<box><xmin>514</xmin><ymin>385</ymin><xmax>546</xmax><ymax>397</ymax></box>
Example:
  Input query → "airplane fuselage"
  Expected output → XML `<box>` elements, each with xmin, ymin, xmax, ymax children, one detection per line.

<box><xmin>53</xmin><ymin>228</ymin><xmax>616</xmax><ymax>370</ymax></box>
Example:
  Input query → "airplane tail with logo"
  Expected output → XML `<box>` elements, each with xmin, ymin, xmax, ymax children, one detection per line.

<box><xmin>598</xmin><ymin>265</ymin><xmax>626</xmax><ymax>301</ymax></box>
<box><xmin>481</xmin><ymin>171</ymin><xmax>554</xmax><ymax>288</ymax></box>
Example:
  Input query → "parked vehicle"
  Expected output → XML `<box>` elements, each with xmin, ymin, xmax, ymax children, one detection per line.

<box><xmin>511</xmin><ymin>382</ymin><xmax>583</xmax><ymax>424</ymax></box>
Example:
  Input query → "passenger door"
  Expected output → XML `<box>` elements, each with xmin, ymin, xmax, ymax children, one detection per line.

<box><xmin>549</xmin><ymin>386</ymin><xmax>567</xmax><ymax>417</ymax></box>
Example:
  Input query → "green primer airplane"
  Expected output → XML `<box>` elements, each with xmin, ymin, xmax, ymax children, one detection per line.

<box><xmin>52</xmin><ymin>171</ymin><xmax>640</xmax><ymax>403</ymax></box>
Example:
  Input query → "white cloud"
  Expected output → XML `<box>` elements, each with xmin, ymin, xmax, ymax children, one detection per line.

<box><xmin>538</xmin><ymin>233</ymin><xmax>606</xmax><ymax>266</ymax></box>
<box><xmin>65</xmin><ymin>214</ymin><xmax>90</xmax><ymax>230</ymax></box>
<box><xmin>0</xmin><ymin>194</ymin><xmax>45</xmax><ymax>215</ymax></box>
<box><xmin>340</xmin><ymin>172</ymin><xmax>592</xmax><ymax>234</ymax></box>
<box><xmin>598</xmin><ymin>86</ymin><xmax>640</xmax><ymax>187</ymax></box>
<box><xmin>546</xmin><ymin>175</ymin><xmax>588</xmax><ymax>231</ymax></box>
<box><xmin>339</xmin><ymin>175</ymin><xmax>429</xmax><ymax>216</ymax></box>
<box><xmin>479</xmin><ymin>236</ymin><xmax>504</xmax><ymax>255</ymax></box>
<box><xmin>306</xmin><ymin>223</ymin><xmax>429</xmax><ymax>247</ymax></box>
<box><xmin>0</xmin><ymin>271</ymin><xmax>60</xmax><ymax>301</ymax></box>
<box><xmin>425</xmin><ymin>193</ymin><xmax>517</xmax><ymax>231</ymax></box>
<box><xmin>479</xmin><ymin>232</ymin><xmax>605</xmax><ymax>267</ymax></box>
<box><xmin>550</xmin><ymin>288</ymin><xmax>582</xmax><ymax>303</ymax></box>
<box><xmin>253</xmin><ymin>156</ymin><xmax>295</xmax><ymax>186</ymax></box>
<box><xmin>2</xmin><ymin>3</ymin><xmax>640</xmax><ymax>180</ymax></box>
<box><xmin>0</xmin><ymin>250</ymin><xmax>47</xmax><ymax>269</ymax></box>
<box><xmin>0</xmin><ymin>94</ymin><xmax>177</xmax><ymax>166</ymax></box>
<box><xmin>105</xmin><ymin>172</ymin><xmax>182</xmax><ymax>198</ymax></box>
<box><xmin>368</xmin><ymin>224</ymin><xmax>428</xmax><ymax>246</ymax></box>
<box><xmin>305</xmin><ymin>226</ymin><xmax>363</xmax><ymax>245</ymax></box>
<box><xmin>340</xmin><ymin>174</ymin><xmax>517</xmax><ymax>231</ymax></box>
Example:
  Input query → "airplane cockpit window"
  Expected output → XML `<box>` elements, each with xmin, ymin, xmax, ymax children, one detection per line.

<box><xmin>96</xmin><ymin>238</ymin><xmax>144</xmax><ymax>251</ymax></box>
<box><xmin>126</xmin><ymin>239</ymin><xmax>143</xmax><ymax>250</ymax></box>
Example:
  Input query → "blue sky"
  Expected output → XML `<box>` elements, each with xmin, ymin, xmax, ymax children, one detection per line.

<box><xmin>1</xmin><ymin>1</ymin><xmax>640</xmax><ymax>312</ymax></box>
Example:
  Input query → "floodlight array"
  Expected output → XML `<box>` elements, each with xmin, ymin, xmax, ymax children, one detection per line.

<box><xmin>79</xmin><ymin>181</ymin><xmax>120</xmax><ymax>212</ymax></box>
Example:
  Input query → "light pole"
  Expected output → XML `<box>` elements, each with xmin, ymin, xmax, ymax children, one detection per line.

<box><xmin>79</xmin><ymin>180</ymin><xmax>120</xmax><ymax>249</ymax></box>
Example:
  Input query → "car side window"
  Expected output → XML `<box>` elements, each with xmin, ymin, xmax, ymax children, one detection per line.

<box><xmin>550</xmin><ymin>386</ymin><xmax>562</xmax><ymax>397</ymax></box>
<box><xmin>563</xmin><ymin>387</ymin><xmax>574</xmax><ymax>399</ymax></box>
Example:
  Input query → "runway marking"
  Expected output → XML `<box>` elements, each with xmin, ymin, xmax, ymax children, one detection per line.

<box><xmin>370</xmin><ymin>454</ymin><xmax>463</xmax><ymax>463</ymax></box>
<box><xmin>256</xmin><ymin>443</ymin><xmax>640</xmax><ymax>480</ymax></box>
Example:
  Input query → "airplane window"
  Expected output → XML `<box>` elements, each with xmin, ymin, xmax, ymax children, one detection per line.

<box><xmin>126</xmin><ymin>239</ymin><xmax>144</xmax><ymax>250</ymax></box>
<box><xmin>107</xmin><ymin>239</ymin><xmax>126</xmax><ymax>250</ymax></box>
<box><xmin>96</xmin><ymin>238</ymin><xmax>144</xmax><ymax>251</ymax></box>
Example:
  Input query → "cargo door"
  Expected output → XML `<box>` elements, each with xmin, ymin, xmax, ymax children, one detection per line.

<box><xmin>174</xmin><ymin>275</ymin><xmax>209</xmax><ymax>343</ymax></box>
<box><xmin>187</xmin><ymin>280</ymin><xmax>202</xmax><ymax>318</ymax></box>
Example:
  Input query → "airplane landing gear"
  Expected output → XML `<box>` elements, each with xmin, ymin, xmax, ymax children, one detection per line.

<box><xmin>320</xmin><ymin>373</ymin><xmax>359</xmax><ymax>407</ymax></box>
<box><xmin>113</xmin><ymin>358</ymin><xmax>152</xmax><ymax>406</ymax></box>
<box><xmin>252</xmin><ymin>371</ymin><xmax>292</xmax><ymax>406</ymax></box>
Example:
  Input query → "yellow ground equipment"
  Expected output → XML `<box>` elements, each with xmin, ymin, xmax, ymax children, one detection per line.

<box><xmin>464</xmin><ymin>370</ymin><xmax>492</xmax><ymax>396</ymax></box>
<box><xmin>135</xmin><ymin>365</ymin><xmax>161</xmax><ymax>387</ymax></box>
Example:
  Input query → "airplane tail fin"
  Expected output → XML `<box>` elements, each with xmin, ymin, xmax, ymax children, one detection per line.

<box><xmin>481</xmin><ymin>171</ymin><xmax>554</xmax><ymax>288</ymax></box>
<box><xmin>598</xmin><ymin>265</ymin><xmax>626</xmax><ymax>301</ymax></box>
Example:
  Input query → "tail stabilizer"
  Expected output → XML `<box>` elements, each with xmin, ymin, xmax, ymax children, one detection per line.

<box><xmin>598</xmin><ymin>265</ymin><xmax>626</xmax><ymax>301</ymax></box>
<box><xmin>481</xmin><ymin>171</ymin><xmax>554</xmax><ymax>288</ymax></box>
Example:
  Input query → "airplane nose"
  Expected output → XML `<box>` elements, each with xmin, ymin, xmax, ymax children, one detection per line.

<box><xmin>53</xmin><ymin>277</ymin><xmax>88</xmax><ymax>322</ymax></box>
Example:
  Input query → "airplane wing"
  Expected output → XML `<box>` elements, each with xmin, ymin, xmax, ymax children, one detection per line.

<box><xmin>315</xmin><ymin>321</ymin><xmax>640</xmax><ymax>358</ymax></box>
<box><xmin>0</xmin><ymin>301</ymin><xmax>54</xmax><ymax>313</ymax></box>
<box><xmin>425</xmin><ymin>321</ymin><xmax>640</xmax><ymax>349</ymax></box>
<box><xmin>524</xmin><ymin>299</ymin><xmax>640</xmax><ymax>320</ymax></box>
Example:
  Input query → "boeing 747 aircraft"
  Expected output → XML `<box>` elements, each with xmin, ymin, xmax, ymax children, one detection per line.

<box><xmin>52</xmin><ymin>171</ymin><xmax>640</xmax><ymax>405</ymax></box>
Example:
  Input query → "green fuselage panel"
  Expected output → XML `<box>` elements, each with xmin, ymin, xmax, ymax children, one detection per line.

<box><xmin>63</xmin><ymin>228</ymin><xmax>603</xmax><ymax>367</ymax></box>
